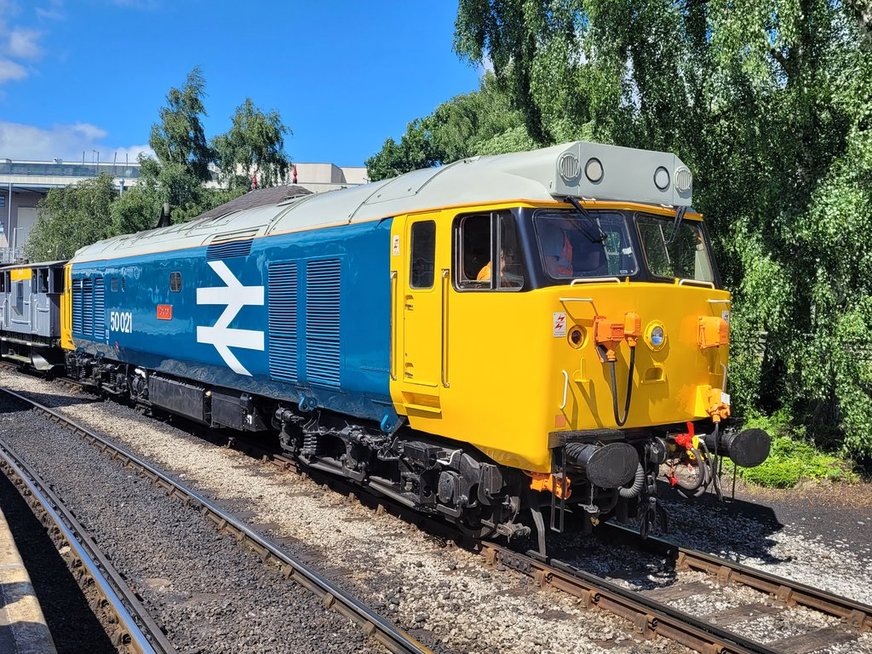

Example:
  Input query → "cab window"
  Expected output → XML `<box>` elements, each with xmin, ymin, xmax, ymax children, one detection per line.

<box><xmin>454</xmin><ymin>212</ymin><xmax>525</xmax><ymax>291</ymax></box>
<box><xmin>637</xmin><ymin>214</ymin><xmax>714</xmax><ymax>282</ymax></box>
<box><xmin>534</xmin><ymin>210</ymin><xmax>637</xmax><ymax>280</ymax></box>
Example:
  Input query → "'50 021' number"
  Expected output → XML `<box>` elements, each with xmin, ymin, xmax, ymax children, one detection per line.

<box><xmin>110</xmin><ymin>311</ymin><xmax>133</xmax><ymax>333</ymax></box>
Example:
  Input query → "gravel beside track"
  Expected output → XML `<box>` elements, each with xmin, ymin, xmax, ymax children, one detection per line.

<box><xmin>0</xmin><ymin>390</ymin><xmax>385</xmax><ymax>654</ymax></box>
<box><xmin>0</xmin><ymin>370</ymin><xmax>692</xmax><ymax>654</ymax></box>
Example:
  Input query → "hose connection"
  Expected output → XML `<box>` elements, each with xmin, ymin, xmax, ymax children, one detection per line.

<box><xmin>705</xmin><ymin>386</ymin><xmax>731</xmax><ymax>423</ymax></box>
<box><xmin>594</xmin><ymin>312</ymin><xmax>640</xmax><ymax>427</ymax></box>
<box><xmin>594</xmin><ymin>316</ymin><xmax>625</xmax><ymax>362</ymax></box>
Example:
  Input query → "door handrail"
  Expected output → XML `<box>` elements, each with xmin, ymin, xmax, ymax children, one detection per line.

<box><xmin>389</xmin><ymin>270</ymin><xmax>398</xmax><ymax>381</ymax></box>
<box><xmin>441</xmin><ymin>269</ymin><xmax>450</xmax><ymax>388</ymax></box>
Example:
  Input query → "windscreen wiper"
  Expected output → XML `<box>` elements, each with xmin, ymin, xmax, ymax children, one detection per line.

<box><xmin>665</xmin><ymin>206</ymin><xmax>688</xmax><ymax>244</ymax></box>
<box><xmin>565</xmin><ymin>196</ymin><xmax>606</xmax><ymax>243</ymax></box>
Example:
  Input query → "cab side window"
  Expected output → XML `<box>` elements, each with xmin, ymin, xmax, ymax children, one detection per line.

<box><xmin>409</xmin><ymin>221</ymin><xmax>436</xmax><ymax>289</ymax></box>
<box><xmin>454</xmin><ymin>212</ymin><xmax>525</xmax><ymax>291</ymax></box>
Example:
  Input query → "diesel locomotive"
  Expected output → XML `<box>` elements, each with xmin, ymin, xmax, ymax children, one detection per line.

<box><xmin>0</xmin><ymin>141</ymin><xmax>770</xmax><ymax>553</ymax></box>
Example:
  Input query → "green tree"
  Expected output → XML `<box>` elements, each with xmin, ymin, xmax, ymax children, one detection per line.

<box><xmin>366</xmin><ymin>73</ymin><xmax>529</xmax><ymax>180</ymax></box>
<box><xmin>149</xmin><ymin>66</ymin><xmax>213</xmax><ymax>183</ymax></box>
<box><xmin>140</xmin><ymin>66</ymin><xmax>217</xmax><ymax>225</ymax></box>
<box><xmin>26</xmin><ymin>174</ymin><xmax>118</xmax><ymax>261</ymax></box>
<box><xmin>213</xmin><ymin>98</ymin><xmax>291</xmax><ymax>190</ymax></box>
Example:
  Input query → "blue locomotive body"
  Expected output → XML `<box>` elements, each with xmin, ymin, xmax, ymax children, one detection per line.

<box><xmin>69</xmin><ymin>219</ymin><xmax>397</xmax><ymax>428</ymax></box>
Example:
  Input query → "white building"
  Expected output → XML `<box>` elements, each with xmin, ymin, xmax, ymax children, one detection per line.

<box><xmin>0</xmin><ymin>158</ymin><xmax>368</xmax><ymax>262</ymax></box>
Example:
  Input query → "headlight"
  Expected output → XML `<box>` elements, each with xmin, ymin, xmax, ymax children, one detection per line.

<box><xmin>644</xmin><ymin>321</ymin><xmax>667</xmax><ymax>351</ymax></box>
<box><xmin>654</xmin><ymin>166</ymin><xmax>670</xmax><ymax>190</ymax></box>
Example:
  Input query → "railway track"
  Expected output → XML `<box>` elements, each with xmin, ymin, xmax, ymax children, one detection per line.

<box><xmin>481</xmin><ymin>538</ymin><xmax>870</xmax><ymax>654</ymax></box>
<box><xmin>3</xmin><ymin>371</ymin><xmax>871</xmax><ymax>654</ymax></box>
<box><xmin>0</xmin><ymin>435</ymin><xmax>176</xmax><ymax>654</ymax></box>
<box><xmin>0</xmin><ymin>385</ymin><xmax>432</xmax><ymax>654</ymax></box>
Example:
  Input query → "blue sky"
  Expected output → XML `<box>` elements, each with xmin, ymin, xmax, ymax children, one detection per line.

<box><xmin>0</xmin><ymin>1</ymin><xmax>483</xmax><ymax>167</ymax></box>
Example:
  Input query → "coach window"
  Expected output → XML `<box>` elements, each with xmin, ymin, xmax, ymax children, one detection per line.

<box><xmin>15</xmin><ymin>281</ymin><xmax>24</xmax><ymax>313</ymax></box>
<box><xmin>410</xmin><ymin>221</ymin><xmax>436</xmax><ymax>289</ymax></box>
<box><xmin>454</xmin><ymin>212</ymin><xmax>525</xmax><ymax>291</ymax></box>
<box><xmin>170</xmin><ymin>271</ymin><xmax>182</xmax><ymax>292</ymax></box>
<box><xmin>51</xmin><ymin>268</ymin><xmax>64</xmax><ymax>293</ymax></box>
<box><xmin>37</xmin><ymin>268</ymin><xmax>49</xmax><ymax>293</ymax></box>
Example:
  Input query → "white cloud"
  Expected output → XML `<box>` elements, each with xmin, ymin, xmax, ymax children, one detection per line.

<box><xmin>35</xmin><ymin>6</ymin><xmax>64</xmax><ymax>20</ymax></box>
<box><xmin>71</xmin><ymin>122</ymin><xmax>107</xmax><ymax>140</ymax></box>
<box><xmin>0</xmin><ymin>121</ymin><xmax>154</xmax><ymax>163</ymax></box>
<box><xmin>0</xmin><ymin>58</ymin><xmax>26</xmax><ymax>82</ymax></box>
<box><xmin>35</xmin><ymin>0</ymin><xmax>64</xmax><ymax>20</ymax></box>
<box><xmin>0</xmin><ymin>2</ymin><xmax>51</xmax><ymax>83</ymax></box>
<box><xmin>7</xmin><ymin>28</ymin><xmax>42</xmax><ymax>59</ymax></box>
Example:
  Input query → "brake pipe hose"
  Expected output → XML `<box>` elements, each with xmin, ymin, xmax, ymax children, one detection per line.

<box><xmin>608</xmin><ymin>345</ymin><xmax>636</xmax><ymax>427</ymax></box>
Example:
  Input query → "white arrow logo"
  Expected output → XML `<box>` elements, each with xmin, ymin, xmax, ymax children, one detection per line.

<box><xmin>196</xmin><ymin>260</ymin><xmax>264</xmax><ymax>376</ymax></box>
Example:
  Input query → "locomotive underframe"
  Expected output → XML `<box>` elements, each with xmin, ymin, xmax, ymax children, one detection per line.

<box><xmin>65</xmin><ymin>347</ymin><xmax>686</xmax><ymax>551</ymax></box>
<box><xmin>1</xmin><ymin>333</ymin><xmax>65</xmax><ymax>370</ymax></box>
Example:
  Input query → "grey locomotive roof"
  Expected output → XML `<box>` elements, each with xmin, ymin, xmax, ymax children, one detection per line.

<box><xmin>72</xmin><ymin>141</ymin><xmax>693</xmax><ymax>263</ymax></box>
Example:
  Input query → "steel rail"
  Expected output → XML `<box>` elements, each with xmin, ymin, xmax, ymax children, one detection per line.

<box><xmin>481</xmin><ymin>542</ymin><xmax>777</xmax><ymax>654</ymax></box>
<box><xmin>0</xmin><ymin>437</ymin><xmax>174</xmax><ymax>654</ymax></box>
<box><xmin>0</xmin><ymin>386</ymin><xmax>432</xmax><ymax>654</ymax></box>
<box><xmin>603</xmin><ymin>522</ymin><xmax>872</xmax><ymax>632</ymax></box>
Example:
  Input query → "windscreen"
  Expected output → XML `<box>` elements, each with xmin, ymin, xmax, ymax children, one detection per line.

<box><xmin>636</xmin><ymin>214</ymin><xmax>714</xmax><ymax>283</ymax></box>
<box><xmin>534</xmin><ymin>211</ymin><xmax>638</xmax><ymax>280</ymax></box>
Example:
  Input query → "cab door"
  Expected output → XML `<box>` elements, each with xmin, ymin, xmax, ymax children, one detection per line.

<box><xmin>391</xmin><ymin>214</ymin><xmax>445</xmax><ymax>412</ymax></box>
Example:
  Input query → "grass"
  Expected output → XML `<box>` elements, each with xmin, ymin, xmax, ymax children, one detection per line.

<box><xmin>727</xmin><ymin>411</ymin><xmax>858</xmax><ymax>489</ymax></box>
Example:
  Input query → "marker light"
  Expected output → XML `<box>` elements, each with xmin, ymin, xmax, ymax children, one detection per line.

<box><xmin>651</xmin><ymin>326</ymin><xmax>665</xmax><ymax>346</ymax></box>
<box><xmin>654</xmin><ymin>166</ymin><xmax>670</xmax><ymax>191</ymax></box>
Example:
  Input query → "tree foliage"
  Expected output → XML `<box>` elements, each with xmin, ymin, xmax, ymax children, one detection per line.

<box><xmin>213</xmin><ymin>98</ymin><xmax>291</xmax><ymax>190</ymax></box>
<box><xmin>26</xmin><ymin>68</ymin><xmax>288</xmax><ymax>259</ymax></box>
<box><xmin>366</xmin><ymin>73</ymin><xmax>532</xmax><ymax>180</ymax></box>
<box><xmin>149</xmin><ymin>66</ymin><xmax>213</xmax><ymax>184</ymax></box>
<box><xmin>26</xmin><ymin>174</ymin><xmax>118</xmax><ymax>261</ymax></box>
